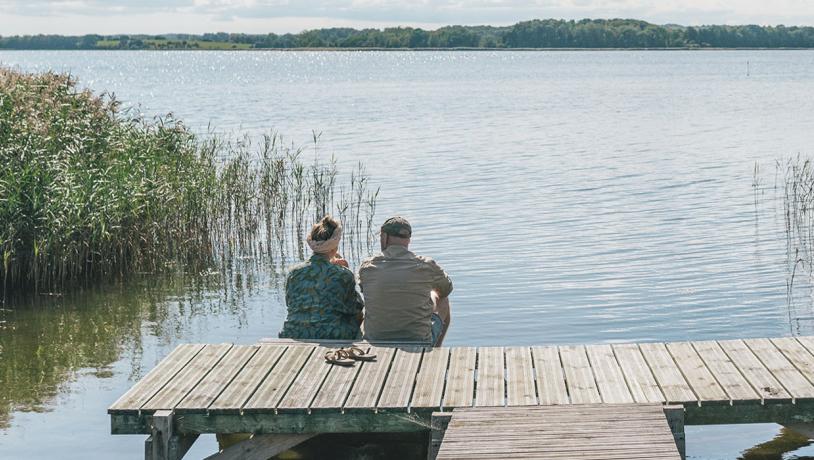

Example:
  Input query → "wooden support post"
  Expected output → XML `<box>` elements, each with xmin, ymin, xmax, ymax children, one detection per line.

<box><xmin>427</xmin><ymin>412</ymin><xmax>453</xmax><ymax>460</ymax></box>
<box><xmin>145</xmin><ymin>435</ymin><xmax>154</xmax><ymax>460</ymax></box>
<box><xmin>664</xmin><ymin>405</ymin><xmax>686</xmax><ymax>460</ymax></box>
<box><xmin>204</xmin><ymin>434</ymin><xmax>315</xmax><ymax>460</ymax></box>
<box><xmin>147</xmin><ymin>410</ymin><xmax>199</xmax><ymax>460</ymax></box>
<box><xmin>169</xmin><ymin>432</ymin><xmax>199</xmax><ymax>460</ymax></box>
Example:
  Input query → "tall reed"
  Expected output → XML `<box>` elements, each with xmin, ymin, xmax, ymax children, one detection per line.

<box><xmin>781</xmin><ymin>156</ymin><xmax>814</xmax><ymax>268</ymax></box>
<box><xmin>210</xmin><ymin>132</ymin><xmax>380</xmax><ymax>269</ymax></box>
<box><xmin>0</xmin><ymin>68</ymin><xmax>379</xmax><ymax>299</ymax></box>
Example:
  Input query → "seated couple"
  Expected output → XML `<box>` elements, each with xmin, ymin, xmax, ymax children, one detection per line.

<box><xmin>279</xmin><ymin>215</ymin><xmax>452</xmax><ymax>346</ymax></box>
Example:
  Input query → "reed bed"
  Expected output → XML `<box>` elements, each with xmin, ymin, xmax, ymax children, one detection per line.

<box><xmin>781</xmin><ymin>156</ymin><xmax>814</xmax><ymax>268</ymax></box>
<box><xmin>0</xmin><ymin>68</ymin><xmax>378</xmax><ymax>299</ymax></box>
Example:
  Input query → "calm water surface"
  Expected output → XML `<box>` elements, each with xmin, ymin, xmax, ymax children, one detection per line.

<box><xmin>2</xmin><ymin>50</ymin><xmax>814</xmax><ymax>459</ymax></box>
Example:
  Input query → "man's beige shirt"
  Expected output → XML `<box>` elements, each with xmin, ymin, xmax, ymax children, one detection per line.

<box><xmin>359</xmin><ymin>245</ymin><xmax>453</xmax><ymax>342</ymax></box>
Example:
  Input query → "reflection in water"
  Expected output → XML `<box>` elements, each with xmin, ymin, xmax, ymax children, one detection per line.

<box><xmin>0</xmin><ymin>271</ymin><xmax>270</xmax><ymax>431</ymax></box>
<box><xmin>0</xmin><ymin>277</ymin><xmax>169</xmax><ymax>429</ymax></box>
<box><xmin>1</xmin><ymin>290</ymin><xmax>136</xmax><ymax>429</ymax></box>
<box><xmin>740</xmin><ymin>427</ymin><xmax>812</xmax><ymax>460</ymax></box>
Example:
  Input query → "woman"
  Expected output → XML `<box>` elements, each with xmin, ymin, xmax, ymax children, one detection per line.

<box><xmin>279</xmin><ymin>215</ymin><xmax>364</xmax><ymax>340</ymax></box>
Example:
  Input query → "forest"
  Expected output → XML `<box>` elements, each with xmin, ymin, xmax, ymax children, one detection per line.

<box><xmin>3</xmin><ymin>19</ymin><xmax>814</xmax><ymax>50</ymax></box>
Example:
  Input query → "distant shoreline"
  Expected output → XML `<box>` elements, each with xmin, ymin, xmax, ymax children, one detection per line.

<box><xmin>4</xmin><ymin>19</ymin><xmax>814</xmax><ymax>51</ymax></box>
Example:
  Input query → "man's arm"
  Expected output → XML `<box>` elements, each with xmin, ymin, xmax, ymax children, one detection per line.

<box><xmin>425</xmin><ymin>258</ymin><xmax>453</xmax><ymax>298</ymax></box>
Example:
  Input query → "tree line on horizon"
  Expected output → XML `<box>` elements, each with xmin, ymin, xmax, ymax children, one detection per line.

<box><xmin>3</xmin><ymin>19</ymin><xmax>814</xmax><ymax>50</ymax></box>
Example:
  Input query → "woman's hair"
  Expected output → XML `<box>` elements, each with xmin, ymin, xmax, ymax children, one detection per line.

<box><xmin>309</xmin><ymin>215</ymin><xmax>340</xmax><ymax>242</ymax></box>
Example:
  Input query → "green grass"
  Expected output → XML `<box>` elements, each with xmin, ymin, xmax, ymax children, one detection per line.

<box><xmin>0</xmin><ymin>69</ymin><xmax>378</xmax><ymax>299</ymax></box>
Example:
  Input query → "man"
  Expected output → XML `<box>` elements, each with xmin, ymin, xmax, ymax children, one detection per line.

<box><xmin>359</xmin><ymin>216</ymin><xmax>453</xmax><ymax>345</ymax></box>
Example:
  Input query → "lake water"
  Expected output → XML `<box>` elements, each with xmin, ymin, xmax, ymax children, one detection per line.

<box><xmin>2</xmin><ymin>50</ymin><xmax>814</xmax><ymax>459</ymax></box>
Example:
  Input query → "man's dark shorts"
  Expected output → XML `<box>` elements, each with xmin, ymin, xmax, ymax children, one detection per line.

<box><xmin>431</xmin><ymin>312</ymin><xmax>444</xmax><ymax>345</ymax></box>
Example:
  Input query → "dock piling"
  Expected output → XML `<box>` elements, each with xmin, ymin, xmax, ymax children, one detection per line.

<box><xmin>147</xmin><ymin>410</ymin><xmax>197</xmax><ymax>460</ymax></box>
<box><xmin>665</xmin><ymin>405</ymin><xmax>686</xmax><ymax>460</ymax></box>
<box><xmin>427</xmin><ymin>412</ymin><xmax>452</xmax><ymax>460</ymax></box>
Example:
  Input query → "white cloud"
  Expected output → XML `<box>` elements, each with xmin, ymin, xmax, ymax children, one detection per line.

<box><xmin>0</xmin><ymin>0</ymin><xmax>813</xmax><ymax>35</ymax></box>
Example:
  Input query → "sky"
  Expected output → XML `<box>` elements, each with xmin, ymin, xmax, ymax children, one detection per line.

<box><xmin>1</xmin><ymin>0</ymin><xmax>814</xmax><ymax>36</ymax></box>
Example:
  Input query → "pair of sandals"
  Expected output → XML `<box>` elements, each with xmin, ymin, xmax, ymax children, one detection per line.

<box><xmin>324</xmin><ymin>346</ymin><xmax>377</xmax><ymax>366</ymax></box>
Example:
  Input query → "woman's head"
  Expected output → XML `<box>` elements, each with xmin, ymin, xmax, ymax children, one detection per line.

<box><xmin>310</xmin><ymin>215</ymin><xmax>339</xmax><ymax>242</ymax></box>
<box><xmin>307</xmin><ymin>215</ymin><xmax>343</xmax><ymax>256</ymax></box>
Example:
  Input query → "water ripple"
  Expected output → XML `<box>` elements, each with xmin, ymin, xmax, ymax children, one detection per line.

<box><xmin>2</xmin><ymin>50</ymin><xmax>813</xmax><ymax>347</ymax></box>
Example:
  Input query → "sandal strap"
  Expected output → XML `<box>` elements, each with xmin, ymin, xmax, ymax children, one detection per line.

<box><xmin>325</xmin><ymin>349</ymin><xmax>356</xmax><ymax>366</ymax></box>
<box><xmin>343</xmin><ymin>346</ymin><xmax>377</xmax><ymax>361</ymax></box>
<box><xmin>346</xmin><ymin>346</ymin><xmax>366</xmax><ymax>357</ymax></box>
<box><xmin>337</xmin><ymin>349</ymin><xmax>351</xmax><ymax>359</ymax></box>
<box><xmin>325</xmin><ymin>349</ymin><xmax>349</xmax><ymax>358</ymax></box>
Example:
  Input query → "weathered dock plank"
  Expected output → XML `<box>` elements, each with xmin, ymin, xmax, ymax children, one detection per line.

<box><xmin>795</xmin><ymin>336</ymin><xmax>814</xmax><ymax>357</ymax></box>
<box><xmin>243</xmin><ymin>345</ymin><xmax>314</xmax><ymax>411</ymax></box>
<box><xmin>176</xmin><ymin>345</ymin><xmax>259</xmax><ymax>412</ymax></box>
<box><xmin>666</xmin><ymin>341</ymin><xmax>728</xmax><ymax>404</ymax></box>
<box><xmin>442</xmin><ymin>347</ymin><xmax>476</xmax><ymax>409</ymax></box>
<box><xmin>208</xmin><ymin>345</ymin><xmax>288</xmax><ymax>413</ymax></box>
<box><xmin>692</xmin><ymin>340</ymin><xmax>758</xmax><ymax>403</ymax></box>
<box><xmin>277</xmin><ymin>346</ymin><xmax>334</xmax><ymax>411</ymax></box>
<box><xmin>718</xmin><ymin>339</ymin><xmax>790</xmax><ymax>402</ymax></box>
<box><xmin>109</xmin><ymin>343</ymin><xmax>204</xmax><ymax>413</ymax></box>
<box><xmin>474</xmin><ymin>347</ymin><xmax>505</xmax><ymax>407</ymax></box>
<box><xmin>559</xmin><ymin>345</ymin><xmax>602</xmax><ymax>404</ymax></box>
<box><xmin>531</xmin><ymin>346</ymin><xmax>569</xmax><ymax>405</ymax></box>
<box><xmin>586</xmin><ymin>344</ymin><xmax>633</xmax><ymax>404</ymax></box>
<box><xmin>613</xmin><ymin>343</ymin><xmax>665</xmax><ymax>404</ymax></box>
<box><xmin>772</xmin><ymin>337</ymin><xmax>814</xmax><ymax>388</ymax></box>
<box><xmin>639</xmin><ymin>343</ymin><xmax>696</xmax><ymax>404</ymax></box>
<box><xmin>411</xmin><ymin>347</ymin><xmax>450</xmax><ymax>410</ymax></box>
<box><xmin>504</xmin><ymin>346</ymin><xmax>536</xmax><ymax>406</ymax></box>
<box><xmin>310</xmin><ymin>346</ymin><xmax>370</xmax><ymax>411</ymax></box>
<box><xmin>436</xmin><ymin>404</ymin><xmax>681</xmax><ymax>460</ymax></box>
<box><xmin>745</xmin><ymin>338</ymin><xmax>814</xmax><ymax>401</ymax></box>
<box><xmin>378</xmin><ymin>347</ymin><xmax>423</xmax><ymax>410</ymax></box>
<box><xmin>142</xmin><ymin>343</ymin><xmax>232</xmax><ymax>412</ymax></box>
<box><xmin>343</xmin><ymin>346</ymin><xmax>397</xmax><ymax>410</ymax></box>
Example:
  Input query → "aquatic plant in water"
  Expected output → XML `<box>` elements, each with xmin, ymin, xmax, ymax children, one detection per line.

<box><xmin>780</xmin><ymin>157</ymin><xmax>814</xmax><ymax>270</ymax></box>
<box><xmin>0</xmin><ymin>68</ymin><xmax>379</xmax><ymax>299</ymax></box>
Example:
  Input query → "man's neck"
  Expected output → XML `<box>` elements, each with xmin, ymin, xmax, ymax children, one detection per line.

<box><xmin>384</xmin><ymin>244</ymin><xmax>410</xmax><ymax>254</ymax></box>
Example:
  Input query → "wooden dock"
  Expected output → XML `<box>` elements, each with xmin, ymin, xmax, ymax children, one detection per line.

<box><xmin>435</xmin><ymin>405</ymin><xmax>682</xmax><ymax>459</ymax></box>
<box><xmin>110</xmin><ymin>336</ymin><xmax>814</xmax><ymax>459</ymax></box>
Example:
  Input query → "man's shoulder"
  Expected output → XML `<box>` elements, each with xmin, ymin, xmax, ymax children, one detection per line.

<box><xmin>414</xmin><ymin>253</ymin><xmax>436</xmax><ymax>264</ymax></box>
<box><xmin>414</xmin><ymin>253</ymin><xmax>445</xmax><ymax>270</ymax></box>
<box><xmin>362</xmin><ymin>250</ymin><xmax>443</xmax><ymax>266</ymax></box>
<box><xmin>359</xmin><ymin>252</ymin><xmax>386</xmax><ymax>269</ymax></box>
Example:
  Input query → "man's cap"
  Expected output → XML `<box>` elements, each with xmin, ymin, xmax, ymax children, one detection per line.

<box><xmin>381</xmin><ymin>216</ymin><xmax>412</xmax><ymax>238</ymax></box>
